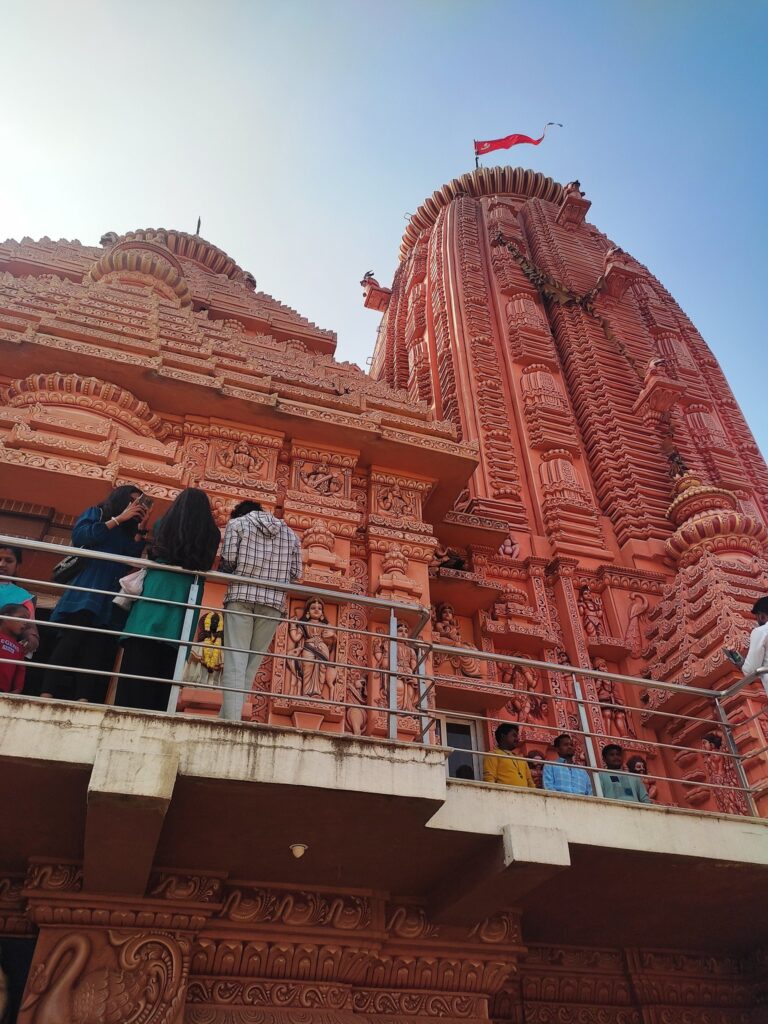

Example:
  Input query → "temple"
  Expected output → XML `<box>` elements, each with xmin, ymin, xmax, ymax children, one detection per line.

<box><xmin>0</xmin><ymin>168</ymin><xmax>766</xmax><ymax>1021</ymax></box>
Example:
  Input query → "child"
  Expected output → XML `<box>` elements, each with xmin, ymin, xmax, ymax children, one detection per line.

<box><xmin>0</xmin><ymin>603</ymin><xmax>31</xmax><ymax>694</ymax></box>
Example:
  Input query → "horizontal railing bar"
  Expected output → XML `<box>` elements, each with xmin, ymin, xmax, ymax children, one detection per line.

<box><xmin>1</xmin><ymin>668</ymin><xmax>435</xmax><ymax>724</ymax></box>
<box><xmin>431</xmin><ymin>644</ymin><xmax>719</xmax><ymax>699</ymax></box>
<box><xmin>430</xmin><ymin>704</ymin><xmax>743</xmax><ymax>761</ymax></box>
<box><xmin>1</xmin><ymin>579</ymin><xmax>428</xmax><ymax>648</ymax></box>
<box><xmin>453</xmin><ymin>748</ymin><xmax>753</xmax><ymax>797</ymax></box>
<box><xmin>0</xmin><ymin>534</ymin><xmax>430</xmax><ymax>621</ymax></box>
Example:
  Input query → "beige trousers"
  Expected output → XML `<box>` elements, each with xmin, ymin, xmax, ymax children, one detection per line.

<box><xmin>221</xmin><ymin>601</ymin><xmax>281</xmax><ymax>721</ymax></box>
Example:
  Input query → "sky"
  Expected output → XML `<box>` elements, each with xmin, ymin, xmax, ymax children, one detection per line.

<box><xmin>1</xmin><ymin>1</ymin><xmax>766</xmax><ymax>453</ymax></box>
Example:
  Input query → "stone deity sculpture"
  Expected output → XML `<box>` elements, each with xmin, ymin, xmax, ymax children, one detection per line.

<box><xmin>285</xmin><ymin>598</ymin><xmax>337</xmax><ymax>699</ymax></box>
<box><xmin>299</xmin><ymin>456</ymin><xmax>343</xmax><ymax>497</ymax></box>
<box><xmin>372</xmin><ymin>621</ymin><xmax>420</xmax><ymax>713</ymax></box>
<box><xmin>592</xmin><ymin>656</ymin><xmax>631</xmax><ymax>737</ymax></box>
<box><xmin>502</xmin><ymin>656</ymin><xmax>547</xmax><ymax>722</ymax></box>
<box><xmin>578</xmin><ymin>586</ymin><xmax>605</xmax><ymax>638</ymax></box>
<box><xmin>432</xmin><ymin>603</ymin><xmax>483</xmax><ymax>678</ymax></box>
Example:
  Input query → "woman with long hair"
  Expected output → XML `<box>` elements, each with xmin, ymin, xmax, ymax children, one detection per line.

<box><xmin>42</xmin><ymin>484</ymin><xmax>148</xmax><ymax>702</ymax></box>
<box><xmin>116</xmin><ymin>487</ymin><xmax>220</xmax><ymax>711</ymax></box>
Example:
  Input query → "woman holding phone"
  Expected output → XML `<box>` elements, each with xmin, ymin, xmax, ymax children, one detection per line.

<box><xmin>42</xmin><ymin>484</ymin><xmax>149</xmax><ymax>703</ymax></box>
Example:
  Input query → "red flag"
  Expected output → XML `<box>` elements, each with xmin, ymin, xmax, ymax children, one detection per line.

<box><xmin>474</xmin><ymin>123</ymin><xmax>562</xmax><ymax>157</ymax></box>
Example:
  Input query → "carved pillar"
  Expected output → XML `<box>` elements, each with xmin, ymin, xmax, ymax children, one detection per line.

<box><xmin>17</xmin><ymin>864</ymin><xmax>219</xmax><ymax>1024</ymax></box>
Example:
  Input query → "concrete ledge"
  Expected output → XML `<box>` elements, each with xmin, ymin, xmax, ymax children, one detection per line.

<box><xmin>0</xmin><ymin>696</ymin><xmax>448</xmax><ymax>803</ymax></box>
<box><xmin>434</xmin><ymin>779</ymin><xmax>768</xmax><ymax>867</ymax></box>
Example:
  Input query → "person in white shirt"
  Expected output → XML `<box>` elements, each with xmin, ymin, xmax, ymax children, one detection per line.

<box><xmin>728</xmin><ymin>597</ymin><xmax>768</xmax><ymax>681</ymax></box>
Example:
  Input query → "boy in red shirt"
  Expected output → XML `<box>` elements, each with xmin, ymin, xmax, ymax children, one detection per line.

<box><xmin>0</xmin><ymin>603</ymin><xmax>30</xmax><ymax>694</ymax></box>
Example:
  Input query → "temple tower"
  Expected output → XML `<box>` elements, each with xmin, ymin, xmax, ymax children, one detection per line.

<box><xmin>368</xmin><ymin>166</ymin><xmax>768</xmax><ymax>813</ymax></box>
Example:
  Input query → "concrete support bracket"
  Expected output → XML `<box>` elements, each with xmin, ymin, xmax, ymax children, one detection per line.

<box><xmin>83</xmin><ymin>738</ymin><xmax>179</xmax><ymax>895</ymax></box>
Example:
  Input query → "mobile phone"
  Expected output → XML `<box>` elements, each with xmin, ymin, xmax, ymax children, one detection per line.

<box><xmin>723</xmin><ymin>648</ymin><xmax>742</xmax><ymax>666</ymax></box>
<box><xmin>137</xmin><ymin>493</ymin><xmax>154</xmax><ymax>512</ymax></box>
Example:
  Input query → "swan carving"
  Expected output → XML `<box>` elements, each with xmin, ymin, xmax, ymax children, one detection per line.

<box><xmin>20</xmin><ymin>930</ymin><xmax>186</xmax><ymax>1024</ymax></box>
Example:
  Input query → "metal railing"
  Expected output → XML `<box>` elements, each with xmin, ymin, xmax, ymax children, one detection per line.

<box><xmin>0</xmin><ymin>533</ymin><xmax>765</xmax><ymax>819</ymax></box>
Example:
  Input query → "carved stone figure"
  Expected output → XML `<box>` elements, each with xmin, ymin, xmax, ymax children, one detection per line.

<box><xmin>701</xmin><ymin>732</ymin><xmax>749</xmax><ymax>816</ymax></box>
<box><xmin>285</xmin><ymin>598</ymin><xmax>337</xmax><ymax>699</ymax></box>
<box><xmin>623</xmin><ymin>592</ymin><xmax>649</xmax><ymax>658</ymax></box>
<box><xmin>578</xmin><ymin>586</ymin><xmax>605</xmax><ymax>638</ymax></box>
<box><xmin>218</xmin><ymin>440</ymin><xmax>263</xmax><ymax>478</ymax></box>
<box><xmin>502</xmin><ymin>657</ymin><xmax>548</xmax><ymax>722</ymax></box>
<box><xmin>378</xmin><ymin>484</ymin><xmax>411</xmax><ymax>517</ymax></box>
<box><xmin>346</xmin><ymin>673</ymin><xmax>368</xmax><ymax>735</ymax></box>
<box><xmin>498</xmin><ymin>532</ymin><xmax>520</xmax><ymax>558</ymax></box>
<box><xmin>432</xmin><ymin>603</ymin><xmax>483</xmax><ymax>678</ymax></box>
<box><xmin>298</xmin><ymin>456</ymin><xmax>344</xmax><ymax>496</ymax></box>
<box><xmin>372</xmin><ymin>622</ymin><xmax>420</xmax><ymax>713</ymax></box>
<box><xmin>592</xmin><ymin>656</ymin><xmax>631</xmax><ymax>737</ymax></box>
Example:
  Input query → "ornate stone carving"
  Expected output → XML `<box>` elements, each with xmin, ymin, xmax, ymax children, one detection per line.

<box><xmin>220</xmin><ymin>887</ymin><xmax>372</xmax><ymax>931</ymax></box>
<box><xmin>19</xmin><ymin>929</ymin><xmax>189</xmax><ymax>1024</ymax></box>
<box><xmin>432</xmin><ymin>603</ymin><xmax>485</xmax><ymax>678</ymax></box>
<box><xmin>502</xmin><ymin>658</ymin><xmax>548</xmax><ymax>723</ymax></box>
<box><xmin>623</xmin><ymin>593</ymin><xmax>649</xmax><ymax>658</ymax></box>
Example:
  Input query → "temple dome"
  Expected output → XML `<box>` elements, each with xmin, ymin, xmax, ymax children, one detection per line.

<box><xmin>104</xmin><ymin>228</ymin><xmax>251</xmax><ymax>283</ymax></box>
<box><xmin>399</xmin><ymin>166</ymin><xmax>564</xmax><ymax>260</ymax></box>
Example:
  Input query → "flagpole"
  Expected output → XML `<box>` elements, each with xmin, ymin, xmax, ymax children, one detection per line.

<box><xmin>474</xmin><ymin>141</ymin><xmax>479</xmax><ymax>170</ymax></box>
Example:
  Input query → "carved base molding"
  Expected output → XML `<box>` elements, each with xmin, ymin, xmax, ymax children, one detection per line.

<box><xmin>6</xmin><ymin>866</ymin><xmax>766</xmax><ymax>1024</ymax></box>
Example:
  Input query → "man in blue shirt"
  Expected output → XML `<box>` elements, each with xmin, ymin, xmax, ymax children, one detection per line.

<box><xmin>542</xmin><ymin>733</ymin><xmax>593</xmax><ymax>796</ymax></box>
<box><xmin>597</xmin><ymin>743</ymin><xmax>652</xmax><ymax>804</ymax></box>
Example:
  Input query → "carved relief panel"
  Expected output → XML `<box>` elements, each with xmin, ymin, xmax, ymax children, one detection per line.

<box><xmin>269</xmin><ymin>596</ymin><xmax>346</xmax><ymax>729</ymax></box>
<box><xmin>369</xmin><ymin>469</ymin><xmax>432</xmax><ymax>527</ymax></box>
<box><xmin>283</xmin><ymin>443</ymin><xmax>361</xmax><ymax>586</ymax></box>
<box><xmin>520</xmin><ymin>364</ymin><xmax>580</xmax><ymax>452</ymax></box>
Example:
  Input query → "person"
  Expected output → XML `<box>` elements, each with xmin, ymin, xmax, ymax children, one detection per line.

<box><xmin>626</xmin><ymin>755</ymin><xmax>656</xmax><ymax>801</ymax></box>
<box><xmin>0</xmin><ymin>603</ymin><xmax>31</xmax><ymax>693</ymax></box>
<box><xmin>727</xmin><ymin>597</ymin><xmax>768</xmax><ymax>678</ymax></box>
<box><xmin>597</xmin><ymin>744</ymin><xmax>651</xmax><ymax>803</ymax></box>
<box><xmin>42</xmin><ymin>485</ymin><xmax>148</xmax><ymax>702</ymax></box>
<box><xmin>116</xmin><ymin>488</ymin><xmax>220</xmax><ymax>711</ymax></box>
<box><xmin>219</xmin><ymin>500</ymin><xmax>302</xmax><ymax>721</ymax></box>
<box><xmin>529</xmin><ymin>750</ymin><xmax>545</xmax><ymax>789</ymax></box>
<box><xmin>183</xmin><ymin>611</ymin><xmax>224</xmax><ymax>689</ymax></box>
<box><xmin>483</xmin><ymin>722</ymin><xmax>536</xmax><ymax>788</ymax></box>
<box><xmin>542</xmin><ymin>734</ymin><xmax>593</xmax><ymax>796</ymax></box>
<box><xmin>0</xmin><ymin>545</ymin><xmax>39</xmax><ymax>658</ymax></box>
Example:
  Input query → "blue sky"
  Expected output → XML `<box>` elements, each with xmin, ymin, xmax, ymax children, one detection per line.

<box><xmin>2</xmin><ymin>1</ymin><xmax>766</xmax><ymax>452</ymax></box>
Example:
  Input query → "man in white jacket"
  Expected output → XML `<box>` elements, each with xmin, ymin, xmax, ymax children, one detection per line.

<box><xmin>219</xmin><ymin>501</ymin><xmax>302</xmax><ymax>721</ymax></box>
<box><xmin>728</xmin><ymin>597</ymin><xmax>768</xmax><ymax>686</ymax></box>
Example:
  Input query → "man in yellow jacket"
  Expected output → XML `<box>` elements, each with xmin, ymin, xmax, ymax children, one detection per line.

<box><xmin>483</xmin><ymin>722</ymin><xmax>536</xmax><ymax>788</ymax></box>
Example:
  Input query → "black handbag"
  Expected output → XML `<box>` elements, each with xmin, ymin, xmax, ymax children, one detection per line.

<box><xmin>51</xmin><ymin>553</ymin><xmax>85</xmax><ymax>586</ymax></box>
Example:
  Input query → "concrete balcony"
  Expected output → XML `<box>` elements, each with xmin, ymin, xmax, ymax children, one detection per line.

<box><xmin>1</xmin><ymin>695</ymin><xmax>767</xmax><ymax>955</ymax></box>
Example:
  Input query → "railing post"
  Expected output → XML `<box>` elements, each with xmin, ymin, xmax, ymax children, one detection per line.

<box><xmin>388</xmin><ymin>608</ymin><xmax>398</xmax><ymax>741</ymax></box>
<box><xmin>571</xmin><ymin>672</ymin><xmax>603</xmax><ymax>797</ymax></box>
<box><xmin>166</xmin><ymin>577</ymin><xmax>200</xmax><ymax>715</ymax></box>
<box><xmin>715</xmin><ymin>697</ymin><xmax>759</xmax><ymax>817</ymax></box>
<box><xmin>416</xmin><ymin>647</ymin><xmax>431</xmax><ymax>743</ymax></box>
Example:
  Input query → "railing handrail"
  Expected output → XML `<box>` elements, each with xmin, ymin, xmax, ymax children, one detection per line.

<box><xmin>0</xmin><ymin>533</ymin><xmax>762</xmax><ymax>817</ymax></box>
<box><xmin>3</xmin><ymin>531</ymin><xmax>762</xmax><ymax>704</ymax></box>
<box><xmin>0</xmin><ymin>532</ymin><xmax>431</xmax><ymax>628</ymax></box>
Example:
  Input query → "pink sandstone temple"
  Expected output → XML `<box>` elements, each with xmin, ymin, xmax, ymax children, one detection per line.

<box><xmin>0</xmin><ymin>167</ymin><xmax>766</xmax><ymax>1020</ymax></box>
